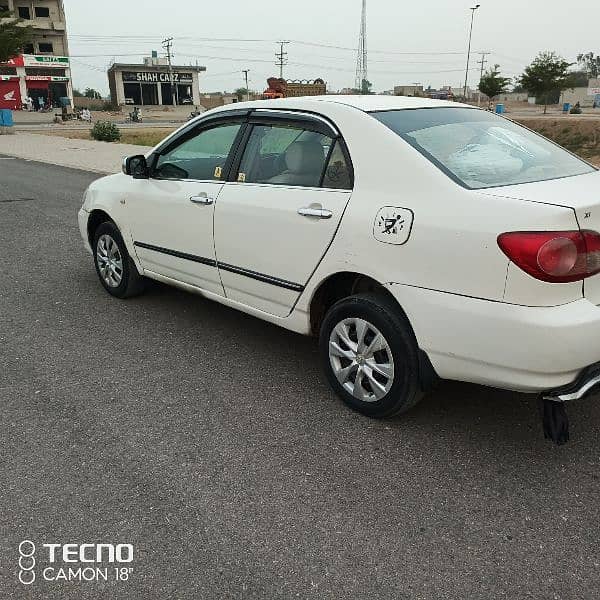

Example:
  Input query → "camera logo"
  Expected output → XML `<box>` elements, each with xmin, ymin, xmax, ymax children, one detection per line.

<box><xmin>19</xmin><ymin>540</ymin><xmax>36</xmax><ymax>585</ymax></box>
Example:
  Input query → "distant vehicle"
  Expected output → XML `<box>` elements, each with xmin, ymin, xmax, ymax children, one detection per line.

<box><xmin>262</xmin><ymin>77</ymin><xmax>327</xmax><ymax>99</ymax></box>
<box><xmin>78</xmin><ymin>95</ymin><xmax>600</xmax><ymax>444</ymax></box>
<box><xmin>124</xmin><ymin>98</ymin><xmax>135</xmax><ymax>105</ymax></box>
<box><xmin>180</xmin><ymin>97</ymin><xmax>193</xmax><ymax>105</ymax></box>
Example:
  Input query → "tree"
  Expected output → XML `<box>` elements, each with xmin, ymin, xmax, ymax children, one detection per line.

<box><xmin>0</xmin><ymin>9</ymin><xmax>33</xmax><ymax>63</ymax></box>
<box><xmin>84</xmin><ymin>88</ymin><xmax>102</xmax><ymax>99</ymax></box>
<box><xmin>360</xmin><ymin>78</ymin><xmax>373</xmax><ymax>95</ymax></box>
<box><xmin>234</xmin><ymin>87</ymin><xmax>248</xmax><ymax>101</ymax></box>
<box><xmin>577</xmin><ymin>52</ymin><xmax>600</xmax><ymax>79</ymax></box>
<box><xmin>73</xmin><ymin>89</ymin><xmax>84</xmax><ymax>98</ymax></box>
<box><xmin>478</xmin><ymin>64</ymin><xmax>511</xmax><ymax>108</ymax></box>
<box><xmin>519</xmin><ymin>52</ymin><xmax>575</xmax><ymax>114</ymax></box>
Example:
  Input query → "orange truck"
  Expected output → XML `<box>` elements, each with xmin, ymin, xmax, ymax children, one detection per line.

<box><xmin>262</xmin><ymin>77</ymin><xmax>326</xmax><ymax>99</ymax></box>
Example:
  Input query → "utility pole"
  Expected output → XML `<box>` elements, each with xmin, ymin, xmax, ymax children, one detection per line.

<box><xmin>463</xmin><ymin>4</ymin><xmax>480</xmax><ymax>101</ymax></box>
<box><xmin>275</xmin><ymin>41</ymin><xmax>289</xmax><ymax>79</ymax></box>
<box><xmin>162</xmin><ymin>37</ymin><xmax>176</xmax><ymax>106</ymax></box>
<box><xmin>242</xmin><ymin>69</ymin><xmax>250</xmax><ymax>101</ymax></box>
<box><xmin>476</xmin><ymin>51</ymin><xmax>490</xmax><ymax>106</ymax></box>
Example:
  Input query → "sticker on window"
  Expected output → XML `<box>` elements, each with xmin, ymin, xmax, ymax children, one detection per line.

<box><xmin>214</xmin><ymin>166</ymin><xmax>222</xmax><ymax>179</ymax></box>
<box><xmin>237</xmin><ymin>172</ymin><xmax>246</xmax><ymax>183</ymax></box>
<box><xmin>373</xmin><ymin>207</ymin><xmax>414</xmax><ymax>245</ymax></box>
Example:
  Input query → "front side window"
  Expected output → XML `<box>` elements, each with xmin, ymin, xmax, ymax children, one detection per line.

<box><xmin>372</xmin><ymin>108</ymin><xmax>595</xmax><ymax>190</ymax></box>
<box><xmin>34</xmin><ymin>6</ymin><xmax>50</xmax><ymax>17</ymax></box>
<box><xmin>38</xmin><ymin>42</ymin><xmax>53</xmax><ymax>53</ymax></box>
<box><xmin>17</xmin><ymin>6</ymin><xmax>30</xmax><ymax>18</ymax></box>
<box><xmin>237</xmin><ymin>124</ymin><xmax>332</xmax><ymax>188</ymax></box>
<box><xmin>154</xmin><ymin>123</ymin><xmax>242</xmax><ymax>181</ymax></box>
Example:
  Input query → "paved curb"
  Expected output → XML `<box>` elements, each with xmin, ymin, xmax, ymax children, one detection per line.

<box><xmin>0</xmin><ymin>132</ymin><xmax>152</xmax><ymax>174</ymax></box>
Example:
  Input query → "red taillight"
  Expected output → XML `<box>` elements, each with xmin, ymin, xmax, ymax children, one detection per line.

<box><xmin>497</xmin><ymin>230</ymin><xmax>600</xmax><ymax>283</ymax></box>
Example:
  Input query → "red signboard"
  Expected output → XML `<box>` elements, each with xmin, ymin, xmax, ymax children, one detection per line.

<box><xmin>0</xmin><ymin>55</ymin><xmax>24</xmax><ymax>67</ymax></box>
<box><xmin>0</xmin><ymin>80</ymin><xmax>22</xmax><ymax>109</ymax></box>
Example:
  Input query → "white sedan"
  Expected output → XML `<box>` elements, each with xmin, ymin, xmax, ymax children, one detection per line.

<box><xmin>78</xmin><ymin>95</ymin><xmax>600</xmax><ymax>443</ymax></box>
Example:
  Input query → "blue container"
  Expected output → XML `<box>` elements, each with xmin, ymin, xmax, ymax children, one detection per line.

<box><xmin>0</xmin><ymin>109</ymin><xmax>13</xmax><ymax>127</ymax></box>
<box><xmin>563</xmin><ymin>103</ymin><xmax>571</xmax><ymax>113</ymax></box>
<box><xmin>495</xmin><ymin>103</ymin><xmax>505</xmax><ymax>114</ymax></box>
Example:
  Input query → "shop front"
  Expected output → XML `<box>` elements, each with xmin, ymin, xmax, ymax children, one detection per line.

<box><xmin>25</xmin><ymin>76</ymin><xmax>69</xmax><ymax>109</ymax></box>
<box><xmin>0</xmin><ymin>55</ymin><xmax>73</xmax><ymax>110</ymax></box>
<box><xmin>108</xmin><ymin>62</ymin><xmax>205</xmax><ymax>108</ymax></box>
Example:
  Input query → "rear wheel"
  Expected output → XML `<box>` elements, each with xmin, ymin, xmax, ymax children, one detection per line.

<box><xmin>319</xmin><ymin>293</ymin><xmax>422</xmax><ymax>418</ymax></box>
<box><xmin>92</xmin><ymin>221</ymin><xmax>145</xmax><ymax>299</ymax></box>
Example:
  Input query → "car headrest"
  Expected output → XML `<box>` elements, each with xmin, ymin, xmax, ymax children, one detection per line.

<box><xmin>285</xmin><ymin>140</ymin><xmax>324</xmax><ymax>174</ymax></box>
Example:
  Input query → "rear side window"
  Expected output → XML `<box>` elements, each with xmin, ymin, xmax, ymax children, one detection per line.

<box><xmin>237</xmin><ymin>124</ymin><xmax>331</xmax><ymax>188</ymax></box>
<box><xmin>372</xmin><ymin>108</ymin><xmax>595</xmax><ymax>190</ymax></box>
<box><xmin>322</xmin><ymin>141</ymin><xmax>352</xmax><ymax>190</ymax></box>
<box><xmin>236</xmin><ymin>123</ymin><xmax>353</xmax><ymax>190</ymax></box>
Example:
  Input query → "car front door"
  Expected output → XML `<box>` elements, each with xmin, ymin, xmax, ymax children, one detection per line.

<box><xmin>125</xmin><ymin>119</ymin><xmax>245</xmax><ymax>295</ymax></box>
<box><xmin>214</xmin><ymin>113</ymin><xmax>353</xmax><ymax>317</ymax></box>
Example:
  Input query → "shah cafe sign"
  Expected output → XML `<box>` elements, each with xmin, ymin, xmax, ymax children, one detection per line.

<box><xmin>122</xmin><ymin>71</ymin><xmax>194</xmax><ymax>84</ymax></box>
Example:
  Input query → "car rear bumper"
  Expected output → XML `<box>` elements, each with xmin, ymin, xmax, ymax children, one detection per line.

<box><xmin>386</xmin><ymin>283</ymin><xmax>600</xmax><ymax>393</ymax></box>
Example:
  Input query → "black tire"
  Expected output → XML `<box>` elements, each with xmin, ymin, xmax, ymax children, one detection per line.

<box><xmin>319</xmin><ymin>292</ymin><xmax>423</xmax><ymax>418</ymax></box>
<box><xmin>92</xmin><ymin>221</ymin><xmax>145</xmax><ymax>299</ymax></box>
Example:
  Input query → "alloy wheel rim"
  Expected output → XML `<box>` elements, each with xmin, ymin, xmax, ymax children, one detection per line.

<box><xmin>329</xmin><ymin>318</ymin><xmax>395</xmax><ymax>403</ymax></box>
<box><xmin>96</xmin><ymin>234</ymin><xmax>124</xmax><ymax>288</ymax></box>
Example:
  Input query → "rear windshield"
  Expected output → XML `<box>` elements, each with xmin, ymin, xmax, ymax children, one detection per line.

<box><xmin>371</xmin><ymin>108</ymin><xmax>595</xmax><ymax>190</ymax></box>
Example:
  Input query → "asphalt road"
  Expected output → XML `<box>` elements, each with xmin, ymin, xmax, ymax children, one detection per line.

<box><xmin>1</xmin><ymin>156</ymin><xmax>599</xmax><ymax>600</ymax></box>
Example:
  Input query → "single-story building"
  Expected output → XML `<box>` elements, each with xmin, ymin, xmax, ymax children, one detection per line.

<box><xmin>107</xmin><ymin>57</ymin><xmax>206</xmax><ymax>108</ymax></box>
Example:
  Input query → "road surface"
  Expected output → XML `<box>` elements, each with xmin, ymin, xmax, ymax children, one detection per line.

<box><xmin>1</xmin><ymin>156</ymin><xmax>599</xmax><ymax>599</ymax></box>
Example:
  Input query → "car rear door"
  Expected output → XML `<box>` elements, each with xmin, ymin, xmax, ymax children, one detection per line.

<box><xmin>214</xmin><ymin>110</ymin><xmax>353</xmax><ymax>317</ymax></box>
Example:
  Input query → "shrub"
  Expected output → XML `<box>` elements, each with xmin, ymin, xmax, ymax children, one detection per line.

<box><xmin>91</xmin><ymin>120</ymin><xmax>121</xmax><ymax>142</ymax></box>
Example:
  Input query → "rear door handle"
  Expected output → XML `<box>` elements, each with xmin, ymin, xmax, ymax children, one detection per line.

<box><xmin>190</xmin><ymin>194</ymin><xmax>214</xmax><ymax>206</ymax></box>
<box><xmin>298</xmin><ymin>207</ymin><xmax>333</xmax><ymax>219</ymax></box>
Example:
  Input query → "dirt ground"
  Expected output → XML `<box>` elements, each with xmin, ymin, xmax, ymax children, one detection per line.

<box><xmin>514</xmin><ymin>117</ymin><xmax>600</xmax><ymax>166</ymax></box>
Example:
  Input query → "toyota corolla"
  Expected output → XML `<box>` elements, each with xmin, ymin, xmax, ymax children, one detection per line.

<box><xmin>78</xmin><ymin>96</ymin><xmax>600</xmax><ymax>444</ymax></box>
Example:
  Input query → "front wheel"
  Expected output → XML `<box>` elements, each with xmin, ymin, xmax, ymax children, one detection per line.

<box><xmin>93</xmin><ymin>221</ymin><xmax>145</xmax><ymax>299</ymax></box>
<box><xmin>319</xmin><ymin>293</ymin><xmax>423</xmax><ymax>418</ymax></box>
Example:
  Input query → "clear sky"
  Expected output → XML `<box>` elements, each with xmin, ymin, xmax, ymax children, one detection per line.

<box><xmin>63</xmin><ymin>0</ymin><xmax>599</xmax><ymax>96</ymax></box>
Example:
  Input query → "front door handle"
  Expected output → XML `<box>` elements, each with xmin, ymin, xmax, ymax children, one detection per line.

<box><xmin>298</xmin><ymin>207</ymin><xmax>333</xmax><ymax>219</ymax></box>
<box><xmin>190</xmin><ymin>194</ymin><xmax>214</xmax><ymax>206</ymax></box>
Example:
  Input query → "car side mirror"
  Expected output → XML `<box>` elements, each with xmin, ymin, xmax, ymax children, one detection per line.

<box><xmin>122</xmin><ymin>155</ymin><xmax>149</xmax><ymax>179</ymax></box>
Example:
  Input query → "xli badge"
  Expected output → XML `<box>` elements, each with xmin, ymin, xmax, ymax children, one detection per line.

<box><xmin>373</xmin><ymin>207</ymin><xmax>414</xmax><ymax>245</ymax></box>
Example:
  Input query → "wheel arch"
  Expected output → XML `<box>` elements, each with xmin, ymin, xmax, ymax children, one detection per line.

<box><xmin>87</xmin><ymin>209</ymin><xmax>114</xmax><ymax>247</ymax></box>
<box><xmin>308</xmin><ymin>271</ymin><xmax>439</xmax><ymax>392</ymax></box>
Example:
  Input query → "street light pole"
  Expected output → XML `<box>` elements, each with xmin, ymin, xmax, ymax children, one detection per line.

<box><xmin>463</xmin><ymin>4</ymin><xmax>480</xmax><ymax>101</ymax></box>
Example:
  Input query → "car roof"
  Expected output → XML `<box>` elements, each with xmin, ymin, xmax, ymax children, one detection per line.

<box><xmin>209</xmin><ymin>94</ymin><xmax>466</xmax><ymax>115</ymax></box>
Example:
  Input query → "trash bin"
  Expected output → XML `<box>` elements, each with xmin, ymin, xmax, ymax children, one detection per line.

<box><xmin>495</xmin><ymin>103</ymin><xmax>505</xmax><ymax>114</ymax></box>
<box><xmin>563</xmin><ymin>103</ymin><xmax>571</xmax><ymax>113</ymax></box>
<box><xmin>0</xmin><ymin>109</ymin><xmax>13</xmax><ymax>127</ymax></box>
